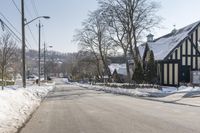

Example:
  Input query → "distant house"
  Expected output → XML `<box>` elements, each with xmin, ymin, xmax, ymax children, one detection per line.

<box><xmin>109</xmin><ymin>64</ymin><xmax>130</xmax><ymax>82</ymax></box>
<box><xmin>139</xmin><ymin>20</ymin><xmax>200</xmax><ymax>86</ymax></box>
<box><xmin>109</xmin><ymin>64</ymin><xmax>127</xmax><ymax>75</ymax></box>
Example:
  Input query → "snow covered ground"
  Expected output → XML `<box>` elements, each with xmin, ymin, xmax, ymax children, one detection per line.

<box><xmin>75</xmin><ymin>83</ymin><xmax>200</xmax><ymax>106</ymax></box>
<box><xmin>153</xmin><ymin>86</ymin><xmax>200</xmax><ymax>106</ymax></box>
<box><xmin>0</xmin><ymin>85</ymin><xmax>54</xmax><ymax>133</ymax></box>
<box><xmin>76</xmin><ymin>83</ymin><xmax>163</xmax><ymax>97</ymax></box>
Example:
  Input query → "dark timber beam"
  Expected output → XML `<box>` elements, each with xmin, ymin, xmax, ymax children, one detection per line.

<box><xmin>188</xmin><ymin>37</ymin><xmax>200</xmax><ymax>55</ymax></box>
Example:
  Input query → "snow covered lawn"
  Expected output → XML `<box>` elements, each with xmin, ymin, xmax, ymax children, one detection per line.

<box><xmin>0</xmin><ymin>85</ymin><xmax>54</xmax><ymax>133</ymax></box>
<box><xmin>75</xmin><ymin>83</ymin><xmax>200</xmax><ymax>106</ymax></box>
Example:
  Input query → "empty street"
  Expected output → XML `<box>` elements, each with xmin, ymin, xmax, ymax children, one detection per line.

<box><xmin>20</xmin><ymin>83</ymin><xmax>200</xmax><ymax>133</ymax></box>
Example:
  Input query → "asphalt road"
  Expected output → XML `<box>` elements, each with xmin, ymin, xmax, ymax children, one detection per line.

<box><xmin>20</xmin><ymin>82</ymin><xmax>200</xmax><ymax>133</ymax></box>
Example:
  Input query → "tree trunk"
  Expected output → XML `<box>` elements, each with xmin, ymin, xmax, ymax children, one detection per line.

<box><xmin>2</xmin><ymin>69</ymin><xmax>4</xmax><ymax>90</ymax></box>
<box><xmin>96</xmin><ymin>59</ymin><xmax>102</xmax><ymax>79</ymax></box>
<box><xmin>124</xmin><ymin>53</ymin><xmax>131</xmax><ymax>84</ymax></box>
<box><xmin>98</xmin><ymin>39</ymin><xmax>111</xmax><ymax>79</ymax></box>
<box><xmin>99</xmin><ymin>52</ymin><xmax>111</xmax><ymax>78</ymax></box>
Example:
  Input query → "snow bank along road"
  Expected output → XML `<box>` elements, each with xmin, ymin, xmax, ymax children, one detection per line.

<box><xmin>0</xmin><ymin>85</ymin><xmax>54</xmax><ymax>133</ymax></box>
<box><xmin>20</xmin><ymin>84</ymin><xmax>200</xmax><ymax>133</ymax></box>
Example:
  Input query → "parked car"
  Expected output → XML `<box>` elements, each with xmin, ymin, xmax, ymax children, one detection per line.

<box><xmin>27</xmin><ymin>75</ymin><xmax>38</xmax><ymax>80</ymax></box>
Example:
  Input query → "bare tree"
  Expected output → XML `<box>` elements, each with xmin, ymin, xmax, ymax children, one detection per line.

<box><xmin>12</xmin><ymin>49</ymin><xmax>21</xmax><ymax>80</ymax></box>
<box><xmin>99</xmin><ymin>0</ymin><xmax>161</xmax><ymax>59</ymax></box>
<box><xmin>74</xmin><ymin>10</ymin><xmax>113</xmax><ymax>79</ymax></box>
<box><xmin>71</xmin><ymin>51</ymin><xmax>102</xmax><ymax>81</ymax></box>
<box><xmin>78</xmin><ymin>51</ymin><xmax>104</xmax><ymax>81</ymax></box>
<box><xmin>98</xmin><ymin>0</ymin><xmax>161</xmax><ymax>82</ymax></box>
<box><xmin>0</xmin><ymin>34</ymin><xmax>17</xmax><ymax>90</ymax></box>
<box><xmin>74</xmin><ymin>29</ymin><xmax>103</xmax><ymax>79</ymax></box>
<box><xmin>99</xmin><ymin>5</ymin><xmax>132</xmax><ymax>82</ymax></box>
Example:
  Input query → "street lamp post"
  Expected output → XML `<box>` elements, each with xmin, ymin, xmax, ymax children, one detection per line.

<box><xmin>21</xmin><ymin>0</ymin><xmax>50</xmax><ymax>87</ymax></box>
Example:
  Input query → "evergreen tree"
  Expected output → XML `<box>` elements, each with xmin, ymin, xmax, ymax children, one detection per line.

<box><xmin>144</xmin><ymin>50</ymin><xmax>157</xmax><ymax>83</ymax></box>
<box><xmin>112</xmin><ymin>69</ymin><xmax>122</xmax><ymax>83</ymax></box>
<box><xmin>143</xmin><ymin>43</ymin><xmax>150</xmax><ymax>61</ymax></box>
<box><xmin>132</xmin><ymin>60</ymin><xmax>144</xmax><ymax>84</ymax></box>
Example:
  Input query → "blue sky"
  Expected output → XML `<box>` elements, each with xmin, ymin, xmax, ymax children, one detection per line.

<box><xmin>0</xmin><ymin>0</ymin><xmax>200</xmax><ymax>53</ymax></box>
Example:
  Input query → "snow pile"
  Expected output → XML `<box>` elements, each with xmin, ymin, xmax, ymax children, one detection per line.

<box><xmin>159</xmin><ymin>86</ymin><xmax>200</xmax><ymax>94</ymax></box>
<box><xmin>96</xmin><ymin>82</ymin><xmax>160</xmax><ymax>89</ymax></box>
<box><xmin>76</xmin><ymin>83</ymin><xmax>160</xmax><ymax>97</ymax></box>
<box><xmin>62</xmin><ymin>78</ymin><xmax>70</xmax><ymax>84</ymax></box>
<box><xmin>177</xmin><ymin>86</ymin><xmax>200</xmax><ymax>92</ymax></box>
<box><xmin>77</xmin><ymin>83</ymin><xmax>200</xmax><ymax>98</ymax></box>
<box><xmin>0</xmin><ymin>85</ymin><xmax>54</xmax><ymax>133</ymax></box>
<box><xmin>154</xmin><ymin>86</ymin><xmax>200</xmax><ymax>106</ymax></box>
<box><xmin>161</xmin><ymin>87</ymin><xmax>178</xmax><ymax>93</ymax></box>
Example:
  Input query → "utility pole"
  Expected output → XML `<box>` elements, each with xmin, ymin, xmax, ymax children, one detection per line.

<box><xmin>38</xmin><ymin>21</ymin><xmax>41</xmax><ymax>86</ymax></box>
<box><xmin>44</xmin><ymin>42</ymin><xmax>46</xmax><ymax>81</ymax></box>
<box><xmin>21</xmin><ymin>0</ymin><xmax>26</xmax><ymax>88</ymax></box>
<box><xmin>21</xmin><ymin>0</ymin><xmax>49</xmax><ymax>87</ymax></box>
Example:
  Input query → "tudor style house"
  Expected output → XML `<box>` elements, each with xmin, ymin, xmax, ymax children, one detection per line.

<box><xmin>139</xmin><ymin>20</ymin><xmax>200</xmax><ymax>86</ymax></box>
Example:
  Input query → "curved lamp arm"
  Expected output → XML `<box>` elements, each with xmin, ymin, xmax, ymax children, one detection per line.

<box><xmin>25</xmin><ymin>16</ymin><xmax>50</xmax><ymax>26</ymax></box>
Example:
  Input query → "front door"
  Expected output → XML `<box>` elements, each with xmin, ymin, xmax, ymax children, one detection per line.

<box><xmin>180</xmin><ymin>66</ymin><xmax>190</xmax><ymax>83</ymax></box>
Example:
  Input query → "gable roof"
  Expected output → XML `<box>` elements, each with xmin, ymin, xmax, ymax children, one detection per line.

<box><xmin>139</xmin><ymin>20</ymin><xmax>200</xmax><ymax>61</ymax></box>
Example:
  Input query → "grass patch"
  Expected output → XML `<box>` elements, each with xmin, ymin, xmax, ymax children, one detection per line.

<box><xmin>0</xmin><ymin>80</ymin><xmax>15</xmax><ymax>86</ymax></box>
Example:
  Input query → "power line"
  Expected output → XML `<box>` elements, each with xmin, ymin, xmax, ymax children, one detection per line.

<box><xmin>24</xmin><ymin>2</ymin><xmax>38</xmax><ymax>48</ymax></box>
<box><xmin>31</xmin><ymin>0</ymin><xmax>39</xmax><ymax>17</ymax></box>
<box><xmin>0</xmin><ymin>19</ymin><xmax>21</xmax><ymax>42</ymax></box>
<box><xmin>25</xmin><ymin>2</ymin><xmax>34</xmax><ymax>19</ymax></box>
<box><xmin>42</xmin><ymin>26</ymin><xmax>46</xmax><ymax>43</ymax></box>
<box><xmin>0</xmin><ymin>12</ymin><xmax>32</xmax><ymax>49</ymax></box>
<box><xmin>10</xmin><ymin>0</ymin><xmax>35</xmax><ymax>49</ymax></box>
<box><xmin>10</xmin><ymin>0</ymin><xmax>43</xmax><ymax>50</ymax></box>
<box><xmin>0</xmin><ymin>12</ymin><xmax>21</xmax><ymax>35</ymax></box>
<box><xmin>0</xmin><ymin>18</ymin><xmax>32</xmax><ymax>49</ymax></box>
<box><xmin>27</xmin><ymin>25</ymin><xmax>37</xmax><ymax>46</ymax></box>
<box><xmin>11</xmin><ymin>0</ymin><xmax>22</xmax><ymax>14</ymax></box>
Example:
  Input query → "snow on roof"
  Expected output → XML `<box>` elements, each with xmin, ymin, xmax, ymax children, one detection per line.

<box><xmin>139</xmin><ymin>21</ymin><xmax>200</xmax><ymax>60</ymax></box>
<box><xmin>109</xmin><ymin>64</ymin><xmax>127</xmax><ymax>76</ymax></box>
